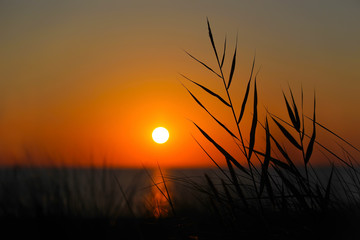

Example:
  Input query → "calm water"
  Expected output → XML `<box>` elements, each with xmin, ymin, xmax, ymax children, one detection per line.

<box><xmin>0</xmin><ymin>167</ymin><xmax>219</xmax><ymax>218</ymax></box>
<box><xmin>0</xmin><ymin>166</ymin><xmax>358</xmax><ymax>218</ymax></box>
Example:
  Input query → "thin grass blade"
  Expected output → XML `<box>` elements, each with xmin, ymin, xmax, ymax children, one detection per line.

<box><xmin>306</xmin><ymin>116</ymin><xmax>360</xmax><ymax>153</ymax></box>
<box><xmin>192</xmin><ymin>135</ymin><xmax>231</xmax><ymax>182</ymax></box>
<box><xmin>260</xmin><ymin>117</ymin><xmax>271</xmax><ymax>196</ymax></box>
<box><xmin>272</xmin><ymin>117</ymin><xmax>302</xmax><ymax>150</ymax></box>
<box><xmin>205</xmin><ymin>174</ymin><xmax>222</xmax><ymax>204</ymax></box>
<box><xmin>226</xmin><ymin>41</ymin><xmax>237</xmax><ymax>89</ymax></box>
<box><xmin>221</xmin><ymin>179</ymin><xmax>236</xmax><ymax>211</ymax></box>
<box><xmin>269</xmin><ymin>112</ymin><xmax>355</xmax><ymax>169</ymax></box>
<box><xmin>304</xmin><ymin>94</ymin><xmax>316</xmax><ymax>164</ymax></box>
<box><xmin>185</xmin><ymin>50</ymin><xmax>222</xmax><ymax>78</ymax></box>
<box><xmin>220</xmin><ymin>36</ymin><xmax>226</xmax><ymax>68</ymax></box>
<box><xmin>270</xmin><ymin>157</ymin><xmax>293</xmax><ymax>173</ymax></box>
<box><xmin>283</xmin><ymin>92</ymin><xmax>299</xmax><ymax>132</ymax></box>
<box><xmin>252</xmin><ymin>149</ymin><xmax>297</xmax><ymax>176</ymax></box>
<box><xmin>180</xmin><ymin>74</ymin><xmax>230</xmax><ymax>107</ymax></box>
<box><xmin>113</xmin><ymin>175</ymin><xmax>135</xmax><ymax>217</ymax></box>
<box><xmin>182</xmin><ymin>83</ymin><xmax>238</xmax><ymax>139</ymax></box>
<box><xmin>143</xmin><ymin>167</ymin><xmax>169</xmax><ymax>202</ymax></box>
<box><xmin>206</xmin><ymin>18</ymin><xmax>220</xmax><ymax>63</ymax></box>
<box><xmin>157</xmin><ymin>162</ymin><xmax>176</xmax><ymax>216</ymax></box>
<box><xmin>289</xmin><ymin>87</ymin><xmax>300</xmax><ymax>131</ymax></box>
<box><xmin>270</xmin><ymin>135</ymin><xmax>301</xmax><ymax>177</ymax></box>
<box><xmin>301</xmin><ymin>85</ymin><xmax>305</xmax><ymax>141</ymax></box>
<box><xmin>226</xmin><ymin>157</ymin><xmax>248</xmax><ymax>208</ymax></box>
<box><xmin>324</xmin><ymin>164</ymin><xmax>334</xmax><ymax>208</ymax></box>
<box><xmin>248</xmin><ymin>79</ymin><xmax>258</xmax><ymax>160</ymax></box>
<box><xmin>237</xmin><ymin>55</ymin><xmax>255</xmax><ymax>124</ymax></box>
<box><xmin>194</xmin><ymin>122</ymin><xmax>248</xmax><ymax>175</ymax></box>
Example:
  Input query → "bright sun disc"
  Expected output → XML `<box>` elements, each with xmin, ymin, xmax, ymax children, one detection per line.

<box><xmin>152</xmin><ymin>127</ymin><xmax>169</xmax><ymax>144</ymax></box>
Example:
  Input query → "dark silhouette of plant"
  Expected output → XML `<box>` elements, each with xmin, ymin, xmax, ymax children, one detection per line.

<box><xmin>181</xmin><ymin>19</ymin><xmax>360</xmax><ymax>217</ymax></box>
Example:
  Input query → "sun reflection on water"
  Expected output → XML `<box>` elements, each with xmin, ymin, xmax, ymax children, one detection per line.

<box><xmin>145</xmin><ymin>168</ymin><xmax>173</xmax><ymax>218</ymax></box>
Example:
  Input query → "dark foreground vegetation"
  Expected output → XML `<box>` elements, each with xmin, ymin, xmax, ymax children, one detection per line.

<box><xmin>2</xmin><ymin>211</ymin><xmax>360</xmax><ymax>240</ymax></box>
<box><xmin>0</xmin><ymin>164</ymin><xmax>359</xmax><ymax>240</ymax></box>
<box><xmin>1</xmin><ymin>20</ymin><xmax>360</xmax><ymax>239</ymax></box>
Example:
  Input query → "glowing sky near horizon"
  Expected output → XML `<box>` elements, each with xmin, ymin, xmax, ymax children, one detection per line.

<box><xmin>0</xmin><ymin>0</ymin><xmax>359</xmax><ymax>167</ymax></box>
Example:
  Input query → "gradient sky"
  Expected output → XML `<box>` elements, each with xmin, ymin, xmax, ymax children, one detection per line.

<box><xmin>0</xmin><ymin>0</ymin><xmax>359</xmax><ymax>167</ymax></box>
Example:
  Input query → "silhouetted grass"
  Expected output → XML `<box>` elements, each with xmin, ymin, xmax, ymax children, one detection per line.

<box><xmin>179</xmin><ymin>19</ymin><xmax>360</xmax><ymax>239</ymax></box>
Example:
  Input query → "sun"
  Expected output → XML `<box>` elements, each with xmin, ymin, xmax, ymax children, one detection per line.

<box><xmin>152</xmin><ymin>127</ymin><xmax>169</xmax><ymax>144</ymax></box>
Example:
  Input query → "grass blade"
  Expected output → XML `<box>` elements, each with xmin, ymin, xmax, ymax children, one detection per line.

<box><xmin>283</xmin><ymin>92</ymin><xmax>299</xmax><ymax>132</ymax></box>
<box><xmin>207</xmin><ymin>18</ymin><xmax>220</xmax><ymax>64</ymax></box>
<box><xmin>304</xmin><ymin>94</ymin><xmax>316</xmax><ymax>165</ymax></box>
<box><xmin>260</xmin><ymin>117</ymin><xmax>271</xmax><ymax>196</ymax></box>
<box><xmin>180</xmin><ymin>74</ymin><xmax>230</xmax><ymax>107</ymax></box>
<box><xmin>301</xmin><ymin>85</ymin><xmax>305</xmax><ymax>141</ymax></box>
<box><xmin>252</xmin><ymin>149</ymin><xmax>297</xmax><ymax>176</ymax></box>
<box><xmin>192</xmin><ymin>135</ymin><xmax>231</xmax><ymax>182</ymax></box>
<box><xmin>237</xmin><ymin>56</ymin><xmax>255</xmax><ymax>124</ymax></box>
<box><xmin>269</xmin><ymin>112</ymin><xmax>356</xmax><ymax>169</ymax></box>
<box><xmin>182</xmin><ymin>83</ymin><xmax>239</xmax><ymax>139</ymax></box>
<box><xmin>248</xmin><ymin>79</ymin><xmax>258</xmax><ymax>160</ymax></box>
<box><xmin>221</xmin><ymin>179</ymin><xmax>236</xmax><ymax>211</ymax></box>
<box><xmin>270</xmin><ymin>135</ymin><xmax>300</xmax><ymax>176</ymax></box>
<box><xmin>237</xmin><ymin>77</ymin><xmax>251</xmax><ymax>125</ymax></box>
<box><xmin>205</xmin><ymin>174</ymin><xmax>222</xmax><ymax>204</ymax></box>
<box><xmin>185</xmin><ymin>50</ymin><xmax>222</xmax><ymax>78</ymax></box>
<box><xmin>272</xmin><ymin>117</ymin><xmax>302</xmax><ymax>150</ymax></box>
<box><xmin>220</xmin><ymin>36</ymin><xmax>226</xmax><ymax>69</ymax></box>
<box><xmin>289</xmin><ymin>87</ymin><xmax>300</xmax><ymax>131</ymax></box>
<box><xmin>323</xmin><ymin>164</ymin><xmax>334</xmax><ymax>209</ymax></box>
<box><xmin>226</xmin><ymin>40</ymin><xmax>237</xmax><ymax>89</ymax></box>
<box><xmin>226</xmin><ymin>157</ymin><xmax>248</xmax><ymax>208</ymax></box>
<box><xmin>306</xmin><ymin>116</ymin><xmax>360</xmax><ymax>153</ymax></box>
<box><xmin>144</xmin><ymin>168</ymin><xmax>169</xmax><ymax>203</ymax></box>
<box><xmin>113</xmin><ymin>176</ymin><xmax>135</xmax><ymax>217</ymax></box>
<box><xmin>194</xmin><ymin>122</ymin><xmax>249</xmax><ymax>175</ymax></box>
<box><xmin>157</xmin><ymin>163</ymin><xmax>176</xmax><ymax>216</ymax></box>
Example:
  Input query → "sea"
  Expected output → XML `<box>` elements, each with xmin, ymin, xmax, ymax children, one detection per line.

<box><xmin>0</xmin><ymin>166</ymin><xmax>358</xmax><ymax>218</ymax></box>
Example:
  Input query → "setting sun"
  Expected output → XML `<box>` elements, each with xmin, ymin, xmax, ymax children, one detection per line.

<box><xmin>152</xmin><ymin>127</ymin><xmax>169</xmax><ymax>144</ymax></box>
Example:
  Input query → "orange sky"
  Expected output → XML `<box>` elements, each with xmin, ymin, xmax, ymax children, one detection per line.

<box><xmin>0</xmin><ymin>1</ymin><xmax>359</xmax><ymax>168</ymax></box>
